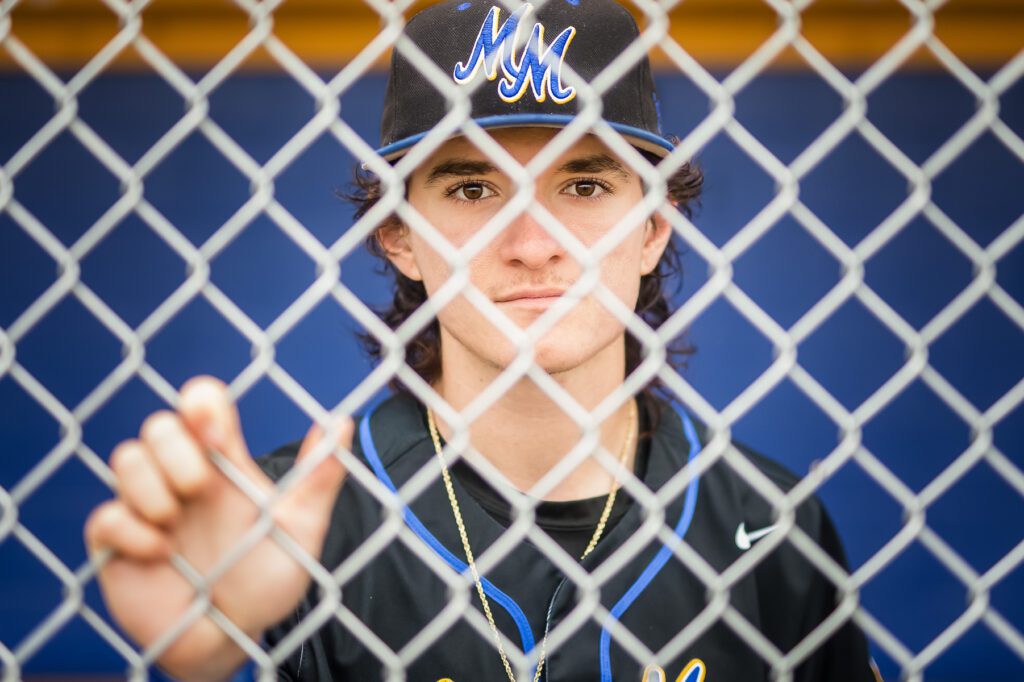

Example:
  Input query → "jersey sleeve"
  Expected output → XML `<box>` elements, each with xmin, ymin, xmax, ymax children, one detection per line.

<box><xmin>791</xmin><ymin>507</ymin><xmax>878</xmax><ymax>682</ymax></box>
<box><xmin>729</xmin><ymin>440</ymin><xmax>879</xmax><ymax>682</ymax></box>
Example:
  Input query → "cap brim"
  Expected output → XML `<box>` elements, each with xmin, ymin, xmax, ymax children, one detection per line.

<box><xmin>374</xmin><ymin>113</ymin><xmax>674</xmax><ymax>162</ymax></box>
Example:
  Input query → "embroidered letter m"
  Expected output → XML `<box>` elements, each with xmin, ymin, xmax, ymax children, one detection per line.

<box><xmin>453</xmin><ymin>4</ymin><xmax>577</xmax><ymax>104</ymax></box>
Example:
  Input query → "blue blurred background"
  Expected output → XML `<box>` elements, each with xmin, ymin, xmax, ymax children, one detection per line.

<box><xmin>1</xmin><ymin>66</ymin><xmax>1023</xmax><ymax>681</ymax></box>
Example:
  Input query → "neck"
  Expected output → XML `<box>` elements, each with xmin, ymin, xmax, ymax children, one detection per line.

<box><xmin>433</xmin><ymin>335</ymin><xmax>638</xmax><ymax>501</ymax></box>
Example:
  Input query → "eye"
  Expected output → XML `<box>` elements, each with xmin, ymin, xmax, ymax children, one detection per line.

<box><xmin>564</xmin><ymin>179</ymin><xmax>609</xmax><ymax>198</ymax></box>
<box><xmin>449</xmin><ymin>182</ymin><xmax>496</xmax><ymax>202</ymax></box>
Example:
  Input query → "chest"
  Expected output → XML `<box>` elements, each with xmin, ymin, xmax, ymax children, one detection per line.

<box><xmin>312</xmin><ymin>533</ymin><xmax>767</xmax><ymax>682</ymax></box>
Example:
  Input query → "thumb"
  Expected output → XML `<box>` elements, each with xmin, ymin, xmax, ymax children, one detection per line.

<box><xmin>288</xmin><ymin>415</ymin><xmax>351</xmax><ymax>506</ymax></box>
<box><xmin>271</xmin><ymin>417</ymin><xmax>350</xmax><ymax>562</ymax></box>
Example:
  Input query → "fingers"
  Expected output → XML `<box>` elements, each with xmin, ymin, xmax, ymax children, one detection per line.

<box><xmin>177</xmin><ymin>376</ymin><xmax>259</xmax><ymax>478</ymax></box>
<box><xmin>85</xmin><ymin>500</ymin><xmax>171</xmax><ymax>561</ymax></box>
<box><xmin>110</xmin><ymin>441</ymin><xmax>181</xmax><ymax>525</ymax></box>
<box><xmin>104</xmin><ymin>376</ymin><xmax>259</xmax><ymax>543</ymax></box>
<box><xmin>140</xmin><ymin>411</ymin><xmax>214</xmax><ymax>498</ymax></box>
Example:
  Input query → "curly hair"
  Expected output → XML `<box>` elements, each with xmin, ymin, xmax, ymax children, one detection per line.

<box><xmin>344</xmin><ymin>145</ymin><xmax>703</xmax><ymax>410</ymax></box>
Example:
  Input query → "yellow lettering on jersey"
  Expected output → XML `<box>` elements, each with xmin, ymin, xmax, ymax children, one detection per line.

<box><xmin>641</xmin><ymin>658</ymin><xmax>707</xmax><ymax>682</ymax></box>
<box><xmin>642</xmin><ymin>664</ymin><xmax>667</xmax><ymax>681</ymax></box>
<box><xmin>440</xmin><ymin>657</ymin><xmax>707</xmax><ymax>682</ymax></box>
<box><xmin>676</xmin><ymin>658</ymin><xmax>707</xmax><ymax>682</ymax></box>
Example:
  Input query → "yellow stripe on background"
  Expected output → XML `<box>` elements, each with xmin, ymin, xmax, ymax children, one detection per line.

<box><xmin>1</xmin><ymin>0</ymin><xmax>1021</xmax><ymax>73</ymax></box>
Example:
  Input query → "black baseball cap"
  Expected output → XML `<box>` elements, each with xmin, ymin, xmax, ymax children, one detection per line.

<box><xmin>376</xmin><ymin>0</ymin><xmax>674</xmax><ymax>161</ymax></box>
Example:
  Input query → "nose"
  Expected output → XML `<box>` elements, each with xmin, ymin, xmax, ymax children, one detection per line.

<box><xmin>496</xmin><ymin>207</ymin><xmax>567</xmax><ymax>270</ymax></box>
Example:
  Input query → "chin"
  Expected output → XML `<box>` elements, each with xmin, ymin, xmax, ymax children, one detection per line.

<box><xmin>439</xmin><ymin>304</ymin><xmax>626</xmax><ymax>378</ymax></box>
<box><xmin>532</xmin><ymin>336</ymin><xmax>601</xmax><ymax>374</ymax></box>
<box><xmin>484</xmin><ymin>327</ymin><xmax>620</xmax><ymax>377</ymax></box>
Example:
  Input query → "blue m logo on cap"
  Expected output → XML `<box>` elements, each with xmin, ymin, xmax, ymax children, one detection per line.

<box><xmin>453</xmin><ymin>4</ymin><xmax>577</xmax><ymax>104</ymax></box>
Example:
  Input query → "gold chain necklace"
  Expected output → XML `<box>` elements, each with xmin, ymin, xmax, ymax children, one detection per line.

<box><xmin>426</xmin><ymin>401</ymin><xmax>637</xmax><ymax>682</ymax></box>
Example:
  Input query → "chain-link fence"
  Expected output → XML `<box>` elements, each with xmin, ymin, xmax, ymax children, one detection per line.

<box><xmin>1</xmin><ymin>0</ymin><xmax>1023</xmax><ymax>680</ymax></box>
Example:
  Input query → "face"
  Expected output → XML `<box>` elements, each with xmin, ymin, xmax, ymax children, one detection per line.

<box><xmin>381</xmin><ymin>128</ymin><xmax>672</xmax><ymax>378</ymax></box>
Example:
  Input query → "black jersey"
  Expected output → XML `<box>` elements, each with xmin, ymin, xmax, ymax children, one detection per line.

<box><xmin>258</xmin><ymin>393</ymin><xmax>877</xmax><ymax>681</ymax></box>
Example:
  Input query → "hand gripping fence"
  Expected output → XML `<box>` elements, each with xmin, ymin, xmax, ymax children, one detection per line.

<box><xmin>1</xmin><ymin>0</ymin><xmax>1023</xmax><ymax>681</ymax></box>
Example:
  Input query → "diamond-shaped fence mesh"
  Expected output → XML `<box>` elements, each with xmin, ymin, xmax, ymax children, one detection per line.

<box><xmin>1</xmin><ymin>0</ymin><xmax>1023</xmax><ymax>680</ymax></box>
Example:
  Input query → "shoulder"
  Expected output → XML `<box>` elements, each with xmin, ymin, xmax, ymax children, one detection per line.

<box><xmin>256</xmin><ymin>391</ymin><xmax>429</xmax><ymax>482</ymax></box>
<box><xmin>648</xmin><ymin>398</ymin><xmax>836</xmax><ymax>552</ymax></box>
<box><xmin>646</xmin><ymin>397</ymin><xmax>804</xmax><ymax>491</ymax></box>
<box><xmin>711</xmin><ymin>427</ymin><xmax>832</xmax><ymax>548</ymax></box>
<box><xmin>258</xmin><ymin>440</ymin><xmax>302</xmax><ymax>481</ymax></box>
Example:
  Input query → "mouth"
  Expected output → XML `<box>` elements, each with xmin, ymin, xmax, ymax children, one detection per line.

<box><xmin>493</xmin><ymin>288</ymin><xmax>568</xmax><ymax>304</ymax></box>
<box><xmin>491</xmin><ymin>287</ymin><xmax>579</xmax><ymax>314</ymax></box>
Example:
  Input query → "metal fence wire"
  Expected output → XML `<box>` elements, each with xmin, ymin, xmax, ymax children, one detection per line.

<box><xmin>1</xmin><ymin>0</ymin><xmax>1023</xmax><ymax>680</ymax></box>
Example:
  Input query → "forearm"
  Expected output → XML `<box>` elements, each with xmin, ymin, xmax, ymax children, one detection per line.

<box><xmin>153</xmin><ymin>623</ymin><xmax>262</xmax><ymax>682</ymax></box>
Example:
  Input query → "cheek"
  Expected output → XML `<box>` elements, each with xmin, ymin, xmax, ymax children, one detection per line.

<box><xmin>598</xmin><ymin>233</ymin><xmax>647</xmax><ymax>307</ymax></box>
<box><xmin>416</xmin><ymin>252</ymin><xmax>450</xmax><ymax>293</ymax></box>
<box><xmin>406</xmin><ymin>209</ymin><xmax>490</xmax><ymax>291</ymax></box>
<box><xmin>415</xmin><ymin>247</ymin><xmax>502</xmax><ymax>303</ymax></box>
<box><xmin>406</xmin><ymin>228</ymin><xmax>455</xmax><ymax>291</ymax></box>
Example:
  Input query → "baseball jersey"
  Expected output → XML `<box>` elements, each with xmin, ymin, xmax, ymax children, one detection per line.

<box><xmin>257</xmin><ymin>392</ymin><xmax>877</xmax><ymax>681</ymax></box>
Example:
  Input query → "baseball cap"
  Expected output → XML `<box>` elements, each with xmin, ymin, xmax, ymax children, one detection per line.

<box><xmin>376</xmin><ymin>0</ymin><xmax>673</xmax><ymax>161</ymax></box>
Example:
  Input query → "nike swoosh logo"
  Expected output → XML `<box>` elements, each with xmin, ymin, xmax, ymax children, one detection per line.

<box><xmin>735</xmin><ymin>522</ymin><xmax>778</xmax><ymax>550</ymax></box>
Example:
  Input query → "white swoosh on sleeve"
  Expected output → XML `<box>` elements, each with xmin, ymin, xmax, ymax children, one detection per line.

<box><xmin>735</xmin><ymin>522</ymin><xmax>779</xmax><ymax>550</ymax></box>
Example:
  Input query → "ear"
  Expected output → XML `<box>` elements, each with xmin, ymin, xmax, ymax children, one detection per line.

<box><xmin>376</xmin><ymin>222</ymin><xmax>423</xmax><ymax>281</ymax></box>
<box><xmin>639</xmin><ymin>211</ymin><xmax>672</xmax><ymax>276</ymax></box>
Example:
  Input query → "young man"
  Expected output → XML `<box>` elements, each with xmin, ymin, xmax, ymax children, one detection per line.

<box><xmin>85</xmin><ymin>0</ymin><xmax>880</xmax><ymax>680</ymax></box>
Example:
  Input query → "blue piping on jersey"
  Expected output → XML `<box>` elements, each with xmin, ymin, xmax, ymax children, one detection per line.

<box><xmin>359</xmin><ymin>413</ymin><xmax>538</xmax><ymax>660</ymax></box>
<box><xmin>598</xmin><ymin>405</ymin><xmax>703</xmax><ymax>682</ymax></box>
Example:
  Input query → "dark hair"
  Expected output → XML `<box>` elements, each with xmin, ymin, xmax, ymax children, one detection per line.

<box><xmin>344</xmin><ymin>145</ymin><xmax>703</xmax><ymax>412</ymax></box>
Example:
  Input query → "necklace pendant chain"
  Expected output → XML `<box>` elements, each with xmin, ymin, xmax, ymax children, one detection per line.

<box><xmin>426</xmin><ymin>401</ymin><xmax>638</xmax><ymax>682</ymax></box>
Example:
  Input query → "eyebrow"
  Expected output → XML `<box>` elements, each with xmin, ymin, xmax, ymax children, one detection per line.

<box><xmin>425</xmin><ymin>160</ymin><xmax>497</xmax><ymax>184</ymax></box>
<box><xmin>556</xmin><ymin>154</ymin><xmax>630</xmax><ymax>178</ymax></box>
<box><xmin>423</xmin><ymin>153</ymin><xmax>631</xmax><ymax>184</ymax></box>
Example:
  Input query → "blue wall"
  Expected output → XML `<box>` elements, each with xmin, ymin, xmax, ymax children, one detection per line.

<box><xmin>1</xmin><ymin>71</ymin><xmax>1022</xmax><ymax>679</ymax></box>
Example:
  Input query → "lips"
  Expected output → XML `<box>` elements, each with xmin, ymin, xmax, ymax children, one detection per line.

<box><xmin>492</xmin><ymin>287</ymin><xmax>567</xmax><ymax>303</ymax></box>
